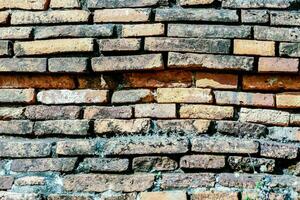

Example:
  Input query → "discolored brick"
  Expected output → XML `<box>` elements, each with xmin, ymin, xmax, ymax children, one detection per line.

<box><xmin>141</xmin><ymin>191</ymin><xmax>187</xmax><ymax>200</ymax></box>
<box><xmin>222</xmin><ymin>0</ymin><xmax>295</xmax><ymax>8</ymax></box>
<box><xmin>0</xmin><ymin>107</ymin><xmax>24</xmax><ymax>120</ymax></box>
<box><xmin>0</xmin><ymin>176</ymin><xmax>14</xmax><ymax>190</ymax></box>
<box><xmin>196</xmin><ymin>73</ymin><xmax>238</xmax><ymax>89</ymax></box>
<box><xmin>0</xmin><ymin>0</ymin><xmax>49</xmax><ymax>10</ymax></box>
<box><xmin>280</xmin><ymin>42</ymin><xmax>300</xmax><ymax>57</ymax></box>
<box><xmin>133</xmin><ymin>156</ymin><xmax>178</xmax><ymax>172</ymax></box>
<box><xmin>228</xmin><ymin>156</ymin><xmax>275</xmax><ymax>173</ymax></box>
<box><xmin>112</xmin><ymin>89</ymin><xmax>154</xmax><ymax>104</ymax></box>
<box><xmin>25</xmin><ymin>105</ymin><xmax>80</xmax><ymax>120</ymax></box>
<box><xmin>78</xmin><ymin>158</ymin><xmax>129</xmax><ymax>172</ymax></box>
<box><xmin>0</xmin><ymin>27</ymin><xmax>32</xmax><ymax>40</ymax></box>
<box><xmin>135</xmin><ymin>104</ymin><xmax>176</xmax><ymax>118</ymax></box>
<box><xmin>271</xmin><ymin>11</ymin><xmax>300</xmax><ymax>26</ymax></box>
<box><xmin>56</xmin><ymin>140</ymin><xmax>97</xmax><ymax>156</ymax></box>
<box><xmin>255</xmin><ymin>26</ymin><xmax>300</xmax><ymax>42</ymax></box>
<box><xmin>180</xmin><ymin>155</ymin><xmax>225</xmax><ymax>169</ymax></box>
<box><xmin>94</xmin><ymin>8</ymin><xmax>150</xmax><ymax>22</ymax></box>
<box><xmin>268</xmin><ymin>127</ymin><xmax>300</xmax><ymax>142</ymax></box>
<box><xmin>48</xmin><ymin>57</ymin><xmax>87</xmax><ymax>73</ymax></box>
<box><xmin>192</xmin><ymin>191</ymin><xmax>239</xmax><ymax>200</ymax></box>
<box><xmin>241</xmin><ymin>10</ymin><xmax>269</xmax><ymax>24</ymax></box>
<box><xmin>0</xmin><ymin>89</ymin><xmax>35</xmax><ymax>104</ymax></box>
<box><xmin>0</xmin><ymin>192</ymin><xmax>41</xmax><ymax>200</ymax></box>
<box><xmin>50</xmin><ymin>0</ymin><xmax>80</xmax><ymax>8</ymax></box>
<box><xmin>0</xmin><ymin>120</ymin><xmax>33</xmax><ymax>135</ymax></box>
<box><xmin>0</xmin><ymin>58</ymin><xmax>46</xmax><ymax>72</ymax></box>
<box><xmin>84</xmin><ymin>106</ymin><xmax>132</xmax><ymax>119</ymax></box>
<box><xmin>0</xmin><ymin>12</ymin><xmax>9</xmax><ymax>24</ymax></box>
<box><xmin>87</xmin><ymin>0</ymin><xmax>165</xmax><ymax>8</ymax></box>
<box><xmin>260</xmin><ymin>141</ymin><xmax>298</xmax><ymax>159</ymax></box>
<box><xmin>99</xmin><ymin>38</ymin><xmax>141</xmax><ymax>51</ymax></box>
<box><xmin>14</xmin><ymin>176</ymin><xmax>45</xmax><ymax>186</ymax></box>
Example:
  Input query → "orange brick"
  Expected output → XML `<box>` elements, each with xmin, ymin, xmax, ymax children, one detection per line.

<box><xmin>276</xmin><ymin>93</ymin><xmax>300</xmax><ymax>108</ymax></box>
<box><xmin>196</xmin><ymin>73</ymin><xmax>238</xmax><ymax>89</ymax></box>
<box><xmin>258</xmin><ymin>57</ymin><xmax>299</xmax><ymax>73</ymax></box>
<box><xmin>234</xmin><ymin>39</ymin><xmax>275</xmax><ymax>56</ymax></box>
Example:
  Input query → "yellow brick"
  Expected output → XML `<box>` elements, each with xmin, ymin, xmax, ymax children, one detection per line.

<box><xmin>180</xmin><ymin>104</ymin><xmax>234</xmax><ymax>119</ymax></box>
<box><xmin>94</xmin><ymin>8</ymin><xmax>150</xmax><ymax>22</ymax></box>
<box><xmin>141</xmin><ymin>191</ymin><xmax>187</xmax><ymax>200</ymax></box>
<box><xmin>276</xmin><ymin>93</ymin><xmax>300</xmax><ymax>108</ymax></box>
<box><xmin>234</xmin><ymin>39</ymin><xmax>275</xmax><ymax>56</ymax></box>
<box><xmin>0</xmin><ymin>0</ymin><xmax>49</xmax><ymax>10</ymax></box>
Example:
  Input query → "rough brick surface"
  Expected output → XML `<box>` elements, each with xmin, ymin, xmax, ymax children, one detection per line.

<box><xmin>180</xmin><ymin>155</ymin><xmax>225</xmax><ymax>169</ymax></box>
<box><xmin>141</xmin><ymin>191</ymin><xmax>187</xmax><ymax>200</ymax></box>
<box><xmin>94</xmin><ymin>9</ymin><xmax>150</xmax><ymax>22</ymax></box>
<box><xmin>133</xmin><ymin>156</ymin><xmax>178</xmax><ymax>172</ymax></box>
<box><xmin>180</xmin><ymin>105</ymin><xmax>234</xmax><ymax>119</ymax></box>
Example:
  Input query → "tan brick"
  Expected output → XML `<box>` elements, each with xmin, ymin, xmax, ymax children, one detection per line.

<box><xmin>180</xmin><ymin>0</ymin><xmax>214</xmax><ymax>5</ymax></box>
<box><xmin>141</xmin><ymin>191</ymin><xmax>187</xmax><ymax>200</ymax></box>
<box><xmin>234</xmin><ymin>39</ymin><xmax>275</xmax><ymax>56</ymax></box>
<box><xmin>156</xmin><ymin>119</ymin><xmax>211</xmax><ymax>134</ymax></box>
<box><xmin>50</xmin><ymin>0</ymin><xmax>80</xmax><ymax>8</ymax></box>
<box><xmin>157</xmin><ymin>88</ymin><xmax>213</xmax><ymax>103</ymax></box>
<box><xmin>196</xmin><ymin>73</ymin><xmax>238</xmax><ymax>89</ymax></box>
<box><xmin>112</xmin><ymin>89</ymin><xmax>154</xmax><ymax>104</ymax></box>
<box><xmin>0</xmin><ymin>58</ymin><xmax>46</xmax><ymax>72</ymax></box>
<box><xmin>15</xmin><ymin>38</ymin><xmax>93</xmax><ymax>56</ymax></box>
<box><xmin>0</xmin><ymin>27</ymin><xmax>33</xmax><ymax>40</ymax></box>
<box><xmin>0</xmin><ymin>0</ymin><xmax>49</xmax><ymax>10</ymax></box>
<box><xmin>276</xmin><ymin>92</ymin><xmax>300</xmax><ymax>108</ymax></box>
<box><xmin>0</xmin><ymin>107</ymin><xmax>24</xmax><ymax>120</ymax></box>
<box><xmin>192</xmin><ymin>191</ymin><xmax>239</xmax><ymax>200</ymax></box>
<box><xmin>37</xmin><ymin>89</ymin><xmax>108</xmax><ymax>104</ymax></box>
<box><xmin>258</xmin><ymin>57</ymin><xmax>299</xmax><ymax>73</ymax></box>
<box><xmin>94</xmin><ymin>8</ymin><xmax>150</xmax><ymax>22</ymax></box>
<box><xmin>121</xmin><ymin>23</ymin><xmax>164</xmax><ymax>37</ymax></box>
<box><xmin>11</xmin><ymin>10</ymin><xmax>89</xmax><ymax>25</ymax></box>
<box><xmin>0</xmin><ymin>89</ymin><xmax>35</xmax><ymax>104</ymax></box>
<box><xmin>99</xmin><ymin>38</ymin><xmax>141</xmax><ymax>51</ymax></box>
<box><xmin>0</xmin><ymin>12</ymin><xmax>9</xmax><ymax>24</ymax></box>
<box><xmin>214</xmin><ymin>91</ymin><xmax>275</xmax><ymax>107</ymax></box>
<box><xmin>56</xmin><ymin>140</ymin><xmax>96</xmax><ymax>156</ymax></box>
<box><xmin>84</xmin><ymin>106</ymin><xmax>132</xmax><ymax>119</ymax></box>
<box><xmin>180</xmin><ymin>155</ymin><xmax>225</xmax><ymax>169</ymax></box>
<box><xmin>135</xmin><ymin>104</ymin><xmax>176</xmax><ymax>118</ymax></box>
<box><xmin>180</xmin><ymin>105</ymin><xmax>234</xmax><ymax>120</ymax></box>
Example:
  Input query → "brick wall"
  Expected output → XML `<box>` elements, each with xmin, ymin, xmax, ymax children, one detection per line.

<box><xmin>0</xmin><ymin>0</ymin><xmax>300</xmax><ymax>199</ymax></box>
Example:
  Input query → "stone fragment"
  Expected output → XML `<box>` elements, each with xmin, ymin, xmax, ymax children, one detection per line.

<box><xmin>268</xmin><ymin>127</ymin><xmax>300</xmax><ymax>142</ymax></box>
<box><xmin>0</xmin><ymin>192</ymin><xmax>40</xmax><ymax>200</ymax></box>
<box><xmin>0</xmin><ymin>176</ymin><xmax>14</xmax><ymax>190</ymax></box>
<box><xmin>50</xmin><ymin>0</ymin><xmax>80</xmax><ymax>8</ymax></box>
<box><xmin>255</xmin><ymin>26</ymin><xmax>300</xmax><ymax>42</ymax></box>
<box><xmin>14</xmin><ymin>176</ymin><xmax>45</xmax><ymax>186</ymax></box>
<box><xmin>271</xmin><ymin>11</ymin><xmax>300</xmax><ymax>26</ymax></box>
<box><xmin>241</xmin><ymin>10</ymin><xmax>269</xmax><ymax>23</ymax></box>
<box><xmin>260</xmin><ymin>141</ymin><xmax>298</xmax><ymax>159</ymax></box>
<box><xmin>0</xmin><ymin>107</ymin><xmax>24</xmax><ymax>120</ymax></box>
<box><xmin>280</xmin><ymin>42</ymin><xmax>300</xmax><ymax>57</ymax></box>
<box><xmin>0</xmin><ymin>12</ymin><xmax>9</xmax><ymax>24</ymax></box>
<box><xmin>192</xmin><ymin>191</ymin><xmax>239</xmax><ymax>200</ymax></box>
<box><xmin>222</xmin><ymin>0</ymin><xmax>295</xmax><ymax>8</ymax></box>
<box><xmin>99</xmin><ymin>38</ymin><xmax>141</xmax><ymax>51</ymax></box>
<box><xmin>0</xmin><ymin>27</ymin><xmax>32</xmax><ymax>39</ymax></box>
<box><xmin>0</xmin><ymin>41</ymin><xmax>11</xmax><ymax>56</ymax></box>
<box><xmin>87</xmin><ymin>0</ymin><xmax>165</xmax><ymax>8</ymax></box>
<box><xmin>0</xmin><ymin>0</ymin><xmax>49</xmax><ymax>10</ymax></box>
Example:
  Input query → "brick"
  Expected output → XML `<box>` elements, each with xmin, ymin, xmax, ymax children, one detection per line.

<box><xmin>94</xmin><ymin>119</ymin><xmax>151</xmax><ymax>135</ymax></box>
<box><xmin>277</xmin><ymin>93</ymin><xmax>300</xmax><ymax>108</ymax></box>
<box><xmin>241</xmin><ymin>10</ymin><xmax>269</xmax><ymax>24</ymax></box>
<box><xmin>271</xmin><ymin>11</ymin><xmax>300</xmax><ymax>26</ymax></box>
<box><xmin>0</xmin><ymin>192</ymin><xmax>40</xmax><ymax>200</ymax></box>
<box><xmin>234</xmin><ymin>39</ymin><xmax>275</xmax><ymax>56</ymax></box>
<box><xmin>50</xmin><ymin>0</ymin><xmax>80</xmax><ymax>8</ymax></box>
<box><xmin>56</xmin><ymin>140</ymin><xmax>97</xmax><ymax>156</ymax></box>
<box><xmin>145</xmin><ymin>37</ymin><xmax>231</xmax><ymax>54</ymax></box>
<box><xmin>133</xmin><ymin>156</ymin><xmax>178</xmax><ymax>172</ymax></box>
<box><xmin>268</xmin><ymin>127</ymin><xmax>300</xmax><ymax>142</ymax></box>
<box><xmin>280</xmin><ymin>42</ymin><xmax>300</xmax><ymax>57</ymax></box>
<box><xmin>218</xmin><ymin>173</ymin><xmax>262</xmax><ymax>189</ymax></box>
<box><xmin>135</xmin><ymin>104</ymin><xmax>176</xmax><ymax>118</ymax></box>
<box><xmin>0</xmin><ymin>176</ymin><xmax>14</xmax><ymax>190</ymax></box>
<box><xmin>14</xmin><ymin>176</ymin><xmax>45</xmax><ymax>186</ymax></box>
<box><xmin>78</xmin><ymin>158</ymin><xmax>129</xmax><ymax>172</ymax></box>
<box><xmin>168</xmin><ymin>24</ymin><xmax>251</xmax><ymax>38</ymax></box>
<box><xmin>196</xmin><ymin>73</ymin><xmax>238</xmax><ymax>89</ymax></box>
<box><xmin>99</xmin><ymin>38</ymin><xmax>141</xmax><ymax>51</ymax></box>
<box><xmin>121</xmin><ymin>23</ymin><xmax>164</xmax><ymax>37</ymax></box>
<box><xmin>192</xmin><ymin>191</ymin><xmax>239</xmax><ymax>200</ymax></box>
<box><xmin>48</xmin><ymin>57</ymin><xmax>87</xmax><ymax>73</ymax></box>
<box><xmin>102</xmin><ymin>194</ymin><xmax>136</xmax><ymax>200</ymax></box>
<box><xmin>15</xmin><ymin>39</ymin><xmax>94</xmax><ymax>56</ymax></box>
<box><xmin>258</xmin><ymin>57</ymin><xmax>299</xmax><ymax>73</ymax></box>
<box><xmin>0</xmin><ymin>89</ymin><xmax>35</xmax><ymax>104</ymax></box>
<box><xmin>94</xmin><ymin>8</ymin><xmax>150</xmax><ymax>22</ymax></box>
<box><xmin>0</xmin><ymin>107</ymin><xmax>24</xmax><ymax>120</ymax></box>
<box><xmin>123</xmin><ymin>70</ymin><xmax>192</xmax><ymax>88</ymax></box>
<box><xmin>287</xmin><ymin>162</ymin><xmax>300</xmax><ymax>176</ymax></box>
<box><xmin>180</xmin><ymin>0</ymin><xmax>214</xmax><ymax>5</ymax></box>
<box><xmin>222</xmin><ymin>0</ymin><xmax>295</xmax><ymax>8</ymax></box>
<box><xmin>255</xmin><ymin>26</ymin><xmax>300</xmax><ymax>42</ymax></box>
<box><xmin>84</xmin><ymin>106</ymin><xmax>132</xmax><ymax>119</ymax></box>
<box><xmin>87</xmin><ymin>0</ymin><xmax>165</xmax><ymax>8</ymax></box>
<box><xmin>180</xmin><ymin>105</ymin><xmax>234</xmax><ymax>120</ymax></box>
<box><xmin>228</xmin><ymin>156</ymin><xmax>275</xmax><ymax>173</ymax></box>
<box><xmin>11</xmin><ymin>158</ymin><xmax>77</xmax><ymax>172</ymax></box>
<box><xmin>214</xmin><ymin>91</ymin><xmax>275</xmax><ymax>107</ymax></box>
<box><xmin>260</xmin><ymin>141</ymin><xmax>298</xmax><ymax>159</ymax></box>
<box><xmin>156</xmin><ymin>119</ymin><xmax>211</xmax><ymax>134</ymax></box>
<box><xmin>0</xmin><ymin>41</ymin><xmax>11</xmax><ymax>56</ymax></box>
<box><xmin>180</xmin><ymin>155</ymin><xmax>225</xmax><ymax>169</ymax></box>
<box><xmin>192</xmin><ymin>137</ymin><xmax>259</xmax><ymax>154</ymax></box>
<box><xmin>0</xmin><ymin>120</ymin><xmax>33</xmax><ymax>135</ymax></box>
<box><xmin>239</xmin><ymin>108</ymin><xmax>290</xmax><ymax>126</ymax></box>
<box><xmin>0</xmin><ymin>140</ymin><xmax>52</xmax><ymax>158</ymax></box>
<box><xmin>168</xmin><ymin>52</ymin><xmax>254</xmax><ymax>71</ymax></box>
<box><xmin>48</xmin><ymin>194</ymin><xmax>93</xmax><ymax>200</ymax></box>
<box><xmin>155</xmin><ymin>8</ymin><xmax>238</xmax><ymax>22</ymax></box>
<box><xmin>0</xmin><ymin>75</ymin><xmax>75</xmax><ymax>89</ymax></box>
<box><xmin>141</xmin><ymin>191</ymin><xmax>187</xmax><ymax>200</ymax></box>
<box><xmin>290</xmin><ymin>114</ymin><xmax>300</xmax><ymax>125</ymax></box>
<box><xmin>112</xmin><ymin>89</ymin><xmax>154</xmax><ymax>104</ymax></box>
<box><xmin>103</xmin><ymin>136</ymin><xmax>189</xmax><ymax>155</ymax></box>
<box><xmin>157</xmin><ymin>88</ymin><xmax>212</xmax><ymax>103</ymax></box>
<box><xmin>0</xmin><ymin>58</ymin><xmax>46</xmax><ymax>72</ymax></box>
<box><xmin>34</xmin><ymin>120</ymin><xmax>89</xmax><ymax>136</ymax></box>
<box><xmin>161</xmin><ymin>173</ymin><xmax>215</xmax><ymax>189</ymax></box>
<box><xmin>37</xmin><ymin>89</ymin><xmax>108</xmax><ymax>104</ymax></box>
<box><xmin>35</xmin><ymin>25</ymin><xmax>113</xmax><ymax>39</ymax></box>
<box><xmin>0</xmin><ymin>0</ymin><xmax>49</xmax><ymax>10</ymax></box>
<box><xmin>242</xmin><ymin>192</ymin><xmax>285</xmax><ymax>200</ymax></box>
<box><xmin>78</xmin><ymin>74</ymin><xmax>118</xmax><ymax>89</ymax></box>
<box><xmin>0</xmin><ymin>27</ymin><xmax>32</xmax><ymax>39</ymax></box>
<box><xmin>92</xmin><ymin>54</ymin><xmax>163</xmax><ymax>72</ymax></box>
<box><xmin>270</xmin><ymin>175</ymin><xmax>300</xmax><ymax>192</ymax></box>
<box><xmin>216</xmin><ymin>120</ymin><xmax>267</xmax><ymax>138</ymax></box>
<box><xmin>11</xmin><ymin>10</ymin><xmax>90</xmax><ymax>25</ymax></box>
<box><xmin>0</xmin><ymin>12</ymin><xmax>9</xmax><ymax>24</ymax></box>
<box><xmin>63</xmin><ymin>174</ymin><xmax>154</xmax><ymax>192</ymax></box>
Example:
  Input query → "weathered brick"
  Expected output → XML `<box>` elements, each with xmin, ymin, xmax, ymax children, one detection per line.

<box><xmin>78</xmin><ymin>74</ymin><xmax>118</xmax><ymax>90</ymax></box>
<box><xmin>0</xmin><ymin>0</ymin><xmax>49</xmax><ymax>10</ymax></box>
<box><xmin>0</xmin><ymin>27</ymin><xmax>32</xmax><ymax>39</ymax></box>
<box><xmin>260</xmin><ymin>141</ymin><xmax>298</xmax><ymax>159</ymax></box>
<box><xmin>241</xmin><ymin>10</ymin><xmax>269</xmax><ymax>24</ymax></box>
<box><xmin>48</xmin><ymin>57</ymin><xmax>87</xmax><ymax>73</ymax></box>
<box><xmin>34</xmin><ymin>120</ymin><xmax>89</xmax><ymax>136</ymax></box>
<box><xmin>0</xmin><ymin>192</ymin><xmax>40</xmax><ymax>200</ymax></box>
<box><xmin>112</xmin><ymin>89</ymin><xmax>154</xmax><ymax>104</ymax></box>
<box><xmin>287</xmin><ymin>162</ymin><xmax>300</xmax><ymax>176</ymax></box>
<box><xmin>234</xmin><ymin>39</ymin><xmax>275</xmax><ymax>56</ymax></box>
<box><xmin>14</xmin><ymin>176</ymin><xmax>45</xmax><ymax>186</ymax></box>
<box><xmin>56</xmin><ymin>140</ymin><xmax>97</xmax><ymax>156</ymax></box>
<box><xmin>92</xmin><ymin>54</ymin><xmax>163</xmax><ymax>72</ymax></box>
<box><xmin>0</xmin><ymin>120</ymin><xmax>33</xmax><ymax>135</ymax></box>
<box><xmin>161</xmin><ymin>173</ymin><xmax>215</xmax><ymax>189</ymax></box>
<box><xmin>63</xmin><ymin>174</ymin><xmax>154</xmax><ymax>192</ymax></box>
<box><xmin>180</xmin><ymin>0</ymin><xmax>214</xmax><ymax>5</ymax></box>
<box><xmin>0</xmin><ymin>107</ymin><xmax>24</xmax><ymax>120</ymax></box>
<box><xmin>157</xmin><ymin>88</ymin><xmax>212</xmax><ymax>103</ymax></box>
<box><xmin>84</xmin><ymin>106</ymin><xmax>132</xmax><ymax>119</ymax></box>
<box><xmin>94</xmin><ymin>119</ymin><xmax>151</xmax><ymax>135</ymax></box>
<box><xmin>0</xmin><ymin>58</ymin><xmax>46</xmax><ymax>72</ymax></box>
<box><xmin>192</xmin><ymin>137</ymin><xmax>259</xmax><ymax>154</ymax></box>
<box><xmin>121</xmin><ymin>23</ymin><xmax>164</xmax><ymax>37</ymax></box>
<box><xmin>180</xmin><ymin>155</ymin><xmax>225</xmax><ymax>169</ymax></box>
<box><xmin>180</xmin><ymin>105</ymin><xmax>234</xmax><ymax>120</ymax></box>
<box><xmin>228</xmin><ymin>156</ymin><xmax>275</xmax><ymax>173</ymax></box>
<box><xmin>0</xmin><ymin>41</ymin><xmax>11</xmax><ymax>56</ymax></box>
<box><xmin>196</xmin><ymin>73</ymin><xmax>238</xmax><ymax>89</ymax></box>
<box><xmin>25</xmin><ymin>106</ymin><xmax>80</xmax><ymax>120</ymax></box>
<box><xmin>48</xmin><ymin>194</ymin><xmax>93</xmax><ymax>200</ymax></box>
<box><xmin>87</xmin><ymin>0</ymin><xmax>165</xmax><ymax>8</ymax></box>
<box><xmin>155</xmin><ymin>8</ymin><xmax>238</xmax><ymax>22</ymax></box>
<box><xmin>239</xmin><ymin>108</ymin><xmax>290</xmax><ymax>126</ymax></box>
<box><xmin>218</xmin><ymin>173</ymin><xmax>262</xmax><ymax>189</ymax></box>
<box><xmin>255</xmin><ymin>26</ymin><xmax>300</xmax><ymax>42</ymax></box>
<box><xmin>123</xmin><ymin>70</ymin><xmax>192</xmax><ymax>88</ymax></box>
<box><xmin>102</xmin><ymin>193</ymin><xmax>136</xmax><ymax>200</ymax></box>
<box><xmin>290</xmin><ymin>114</ymin><xmax>300</xmax><ymax>125</ymax></box>
<box><xmin>222</xmin><ymin>0</ymin><xmax>295</xmax><ymax>8</ymax></box>
<box><xmin>268</xmin><ymin>127</ymin><xmax>300</xmax><ymax>142</ymax></box>
<box><xmin>258</xmin><ymin>57</ymin><xmax>299</xmax><ymax>73</ymax></box>
<box><xmin>242</xmin><ymin>192</ymin><xmax>285</xmax><ymax>200</ymax></box>
<box><xmin>37</xmin><ymin>89</ymin><xmax>108</xmax><ymax>104</ymax></box>
<box><xmin>50</xmin><ymin>0</ymin><xmax>80</xmax><ymax>8</ymax></box>
<box><xmin>15</xmin><ymin>38</ymin><xmax>94</xmax><ymax>56</ymax></box>
<box><xmin>145</xmin><ymin>37</ymin><xmax>231</xmax><ymax>54</ymax></box>
<box><xmin>11</xmin><ymin>158</ymin><xmax>77</xmax><ymax>172</ymax></box>
<box><xmin>0</xmin><ymin>12</ymin><xmax>9</xmax><ymax>24</ymax></box>
<box><xmin>94</xmin><ymin>8</ymin><xmax>150</xmax><ymax>22</ymax></box>
<box><xmin>271</xmin><ymin>11</ymin><xmax>300</xmax><ymax>26</ymax></box>
<box><xmin>133</xmin><ymin>156</ymin><xmax>178</xmax><ymax>172</ymax></box>
<box><xmin>0</xmin><ymin>89</ymin><xmax>35</xmax><ymax>104</ymax></box>
<box><xmin>135</xmin><ymin>104</ymin><xmax>176</xmax><ymax>118</ymax></box>
<box><xmin>192</xmin><ymin>191</ymin><xmax>239</xmax><ymax>200</ymax></box>
<box><xmin>99</xmin><ymin>38</ymin><xmax>141</xmax><ymax>51</ymax></box>
<box><xmin>0</xmin><ymin>140</ymin><xmax>52</xmax><ymax>158</ymax></box>
<box><xmin>214</xmin><ymin>91</ymin><xmax>275</xmax><ymax>107</ymax></box>
<box><xmin>156</xmin><ymin>119</ymin><xmax>211</xmax><ymax>134</ymax></box>
<box><xmin>11</xmin><ymin>10</ymin><xmax>90</xmax><ymax>25</ymax></box>
<box><xmin>0</xmin><ymin>176</ymin><xmax>14</xmax><ymax>190</ymax></box>
<box><xmin>103</xmin><ymin>136</ymin><xmax>189</xmax><ymax>155</ymax></box>
<box><xmin>141</xmin><ymin>191</ymin><xmax>187</xmax><ymax>200</ymax></box>
<box><xmin>168</xmin><ymin>52</ymin><xmax>254</xmax><ymax>71</ymax></box>
<box><xmin>270</xmin><ymin>175</ymin><xmax>300</xmax><ymax>192</ymax></box>
<box><xmin>277</xmin><ymin>93</ymin><xmax>300</xmax><ymax>108</ymax></box>
<box><xmin>78</xmin><ymin>158</ymin><xmax>129</xmax><ymax>172</ymax></box>
<box><xmin>280</xmin><ymin>42</ymin><xmax>300</xmax><ymax>57</ymax></box>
